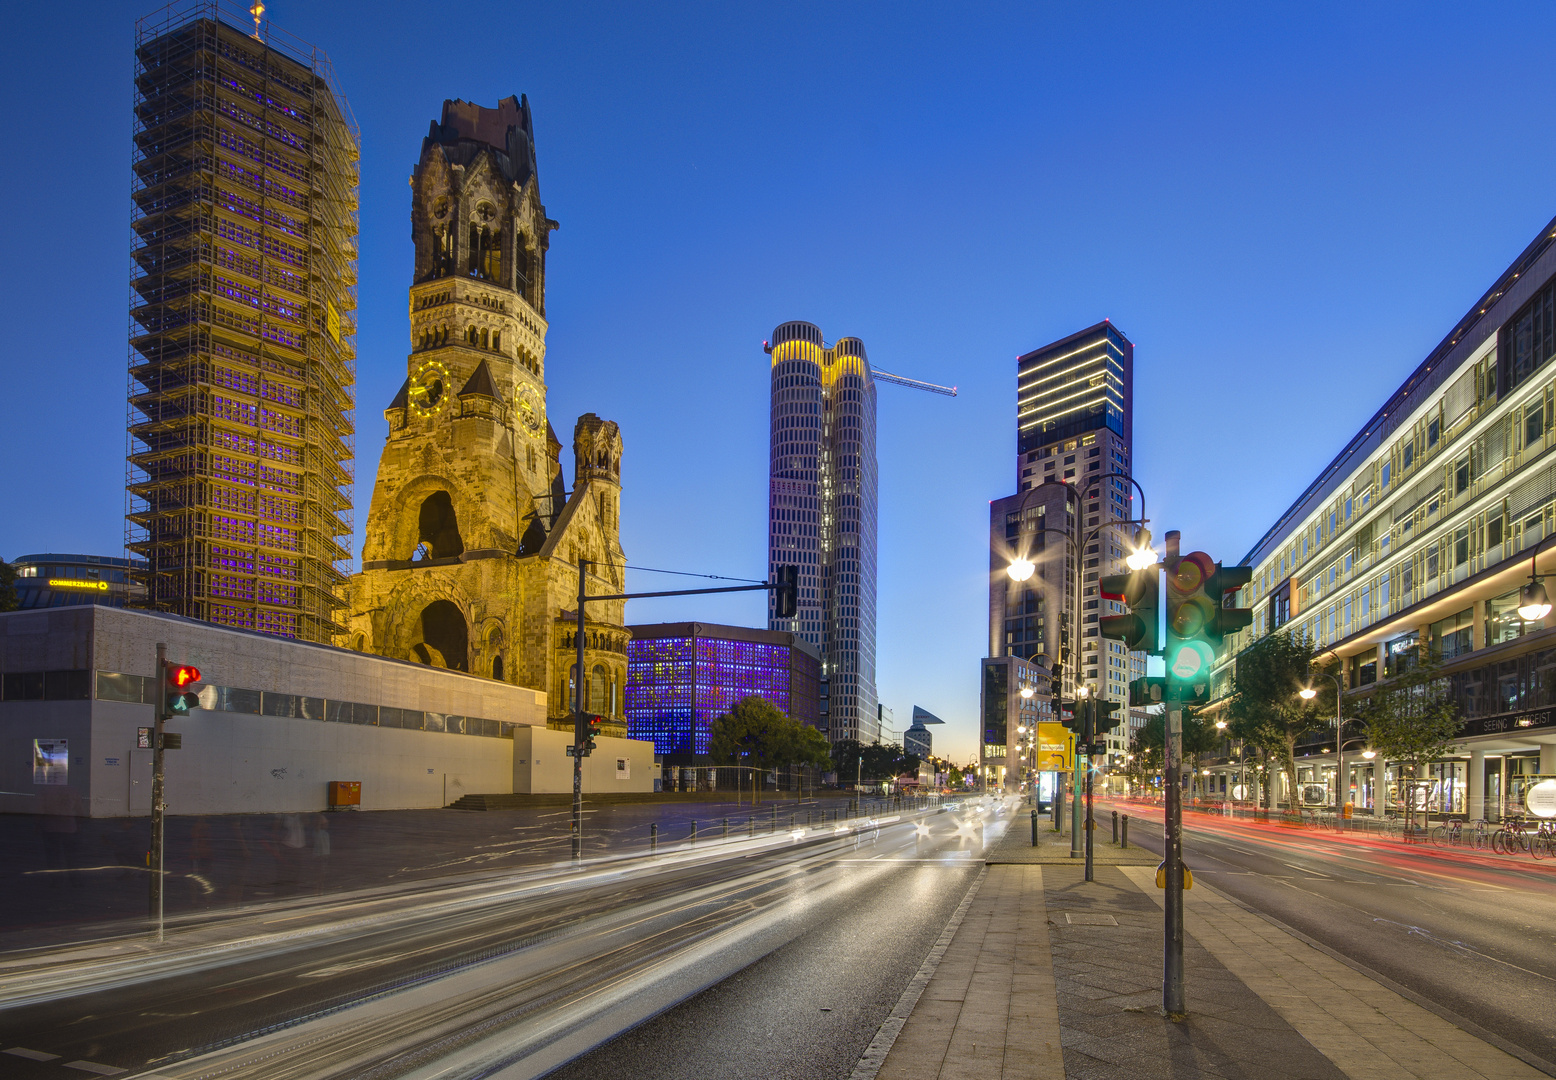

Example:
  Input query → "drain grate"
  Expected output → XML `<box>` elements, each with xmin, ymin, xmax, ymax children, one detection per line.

<box><xmin>1062</xmin><ymin>912</ymin><xmax>1119</xmax><ymax>926</ymax></box>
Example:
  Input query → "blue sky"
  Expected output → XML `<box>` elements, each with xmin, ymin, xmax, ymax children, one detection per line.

<box><xmin>4</xmin><ymin>1</ymin><xmax>1556</xmax><ymax>763</ymax></box>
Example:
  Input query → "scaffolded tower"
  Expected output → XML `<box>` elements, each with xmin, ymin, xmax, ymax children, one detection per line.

<box><xmin>126</xmin><ymin>1</ymin><xmax>359</xmax><ymax>642</ymax></box>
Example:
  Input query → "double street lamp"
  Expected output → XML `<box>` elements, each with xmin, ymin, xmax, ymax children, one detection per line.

<box><xmin>1002</xmin><ymin>470</ymin><xmax>1152</xmax><ymax>874</ymax></box>
<box><xmin>1298</xmin><ymin>671</ymin><xmax>1350</xmax><ymax>822</ymax></box>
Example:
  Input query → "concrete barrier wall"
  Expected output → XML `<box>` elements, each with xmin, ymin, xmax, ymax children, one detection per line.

<box><xmin>0</xmin><ymin>699</ymin><xmax>514</xmax><ymax>817</ymax></box>
<box><xmin>513</xmin><ymin>727</ymin><xmax>656</xmax><ymax>793</ymax></box>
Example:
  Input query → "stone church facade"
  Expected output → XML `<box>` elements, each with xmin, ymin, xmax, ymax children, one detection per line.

<box><xmin>347</xmin><ymin>95</ymin><xmax>629</xmax><ymax>728</ymax></box>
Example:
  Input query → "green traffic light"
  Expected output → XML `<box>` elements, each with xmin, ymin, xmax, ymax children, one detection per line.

<box><xmin>1166</xmin><ymin>639</ymin><xmax>1215</xmax><ymax>682</ymax></box>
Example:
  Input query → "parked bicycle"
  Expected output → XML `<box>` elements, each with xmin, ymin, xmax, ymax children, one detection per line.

<box><xmin>1492</xmin><ymin>816</ymin><xmax>1532</xmax><ymax>855</ymax></box>
<box><xmin>1429</xmin><ymin>817</ymin><xmax>1466</xmax><ymax>848</ymax></box>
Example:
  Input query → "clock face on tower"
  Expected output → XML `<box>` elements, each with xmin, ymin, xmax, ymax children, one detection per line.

<box><xmin>409</xmin><ymin>359</ymin><xmax>451</xmax><ymax>417</ymax></box>
<box><xmin>516</xmin><ymin>384</ymin><xmax>544</xmax><ymax>436</ymax></box>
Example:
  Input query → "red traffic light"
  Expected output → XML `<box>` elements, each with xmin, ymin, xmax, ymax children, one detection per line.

<box><xmin>167</xmin><ymin>664</ymin><xmax>201</xmax><ymax>688</ymax></box>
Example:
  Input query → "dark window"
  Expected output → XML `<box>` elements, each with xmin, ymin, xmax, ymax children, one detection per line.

<box><xmin>1455</xmin><ymin>456</ymin><xmax>1471</xmax><ymax>494</ymax></box>
<box><xmin>2</xmin><ymin>672</ymin><xmax>44</xmax><ymax>700</ymax></box>
<box><xmin>261</xmin><ymin>691</ymin><xmax>296</xmax><ymax>717</ymax></box>
<box><xmin>96</xmin><ymin>671</ymin><xmax>152</xmax><ymax>704</ymax></box>
<box><xmin>1499</xmin><ymin>278</ymin><xmax>1556</xmax><ymax>396</ymax></box>
<box><xmin>1528</xmin><ymin>403</ymin><xmax>1546</xmax><ymax>446</ymax></box>
<box><xmin>1428</xmin><ymin>418</ymin><xmax>1440</xmax><ymax>447</ymax></box>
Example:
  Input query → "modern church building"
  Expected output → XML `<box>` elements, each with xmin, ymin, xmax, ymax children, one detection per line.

<box><xmin>765</xmin><ymin>321</ymin><xmax>879</xmax><ymax>744</ymax></box>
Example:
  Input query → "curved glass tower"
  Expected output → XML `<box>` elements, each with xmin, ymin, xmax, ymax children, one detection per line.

<box><xmin>766</xmin><ymin>321</ymin><xmax>878</xmax><ymax>745</ymax></box>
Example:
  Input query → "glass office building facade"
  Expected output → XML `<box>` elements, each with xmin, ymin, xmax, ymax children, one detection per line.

<box><xmin>765</xmin><ymin>321</ymin><xmax>879</xmax><ymax>745</ymax></box>
<box><xmin>625</xmin><ymin>622</ymin><xmax>821</xmax><ymax>759</ymax></box>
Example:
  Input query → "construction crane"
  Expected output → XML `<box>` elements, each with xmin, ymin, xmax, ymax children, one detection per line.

<box><xmin>872</xmin><ymin>369</ymin><xmax>958</xmax><ymax>397</ymax></box>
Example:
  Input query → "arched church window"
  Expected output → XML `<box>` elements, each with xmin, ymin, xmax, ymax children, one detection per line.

<box><xmin>481</xmin><ymin>328</ymin><xmax>489</xmax><ymax>348</ymax></box>
<box><xmin>590</xmin><ymin>664</ymin><xmax>608</xmax><ymax>715</ymax></box>
<box><xmin>416</xmin><ymin>490</ymin><xmax>464</xmax><ymax>558</ymax></box>
<box><xmin>492</xmin><ymin>654</ymin><xmax>504</xmax><ymax>681</ymax></box>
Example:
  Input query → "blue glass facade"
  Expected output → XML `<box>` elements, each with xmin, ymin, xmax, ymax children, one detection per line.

<box><xmin>626</xmin><ymin>623</ymin><xmax>820</xmax><ymax>757</ymax></box>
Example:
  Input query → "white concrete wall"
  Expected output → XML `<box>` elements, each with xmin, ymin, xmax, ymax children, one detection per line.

<box><xmin>0</xmin><ymin>699</ymin><xmax>514</xmax><ymax>816</ymax></box>
<box><xmin>513</xmin><ymin>727</ymin><xmax>655</xmax><ymax>793</ymax></box>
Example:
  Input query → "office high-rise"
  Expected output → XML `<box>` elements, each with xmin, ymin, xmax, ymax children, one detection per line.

<box><xmin>126</xmin><ymin>2</ymin><xmax>358</xmax><ymax>642</ymax></box>
<box><xmin>766</xmin><ymin>321</ymin><xmax>879</xmax><ymax>744</ymax></box>
<box><xmin>985</xmin><ymin>321</ymin><xmax>1141</xmax><ymax>786</ymax></box>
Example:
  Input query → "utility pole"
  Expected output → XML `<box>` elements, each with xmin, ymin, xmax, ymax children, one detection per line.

<box><xmin>150</xmin><ymin>641</ymin><xmax>167</xmax><ymax>942</ymax></box>
<box><xmin>1084</xmin><ymin>695</ymin><xmax>1095</xmax><ymax>882</ymax></box>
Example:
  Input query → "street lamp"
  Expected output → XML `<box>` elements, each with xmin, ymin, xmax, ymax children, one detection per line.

<box><xmin>1298</xmin><ymin>671</ymin><xmax>1347</xmax><ymax>823</ymax></box>
<box><xmin>1518</xmin><ymin>531</ymin><xmax>1556</xmax><ymax>621</ymax></box>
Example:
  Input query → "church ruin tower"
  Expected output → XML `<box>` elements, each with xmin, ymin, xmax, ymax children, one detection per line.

<box><xmin>349</xmin><ymin>97</ymin><xmax>628</xmax><ymax>728</ymax></box>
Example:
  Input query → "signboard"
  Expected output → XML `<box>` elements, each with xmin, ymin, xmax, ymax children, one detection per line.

<box><xmin>32</xmin><ymin>739</ymin><xmax>67</xmax><ymax>785</ymax></box>
<box><xmin>137</xmin><ymin>727</ymin><xmax>152</xmax><ymax>750</ymax></box>
<box><xmin>1526</xmin><ymin>778</ymin><xmax>1556</xmax><ymax>819</ymax></box>
<box><xmin>1035</xmin><ymin>722</ymin><xmax>1073</xmax><ymax>772</ymax></box>
<box><xmin>1231</xmin><ymin>784</ymin><xmax>1249</xmax><ymax>801</ymax></box>
<box><xmin>1300</xmin><ymin>782</ymin><xmax>1328</xmax><ymax>806</ymax></box>
<box><xmin>616</xmin><ymin>757</ymin><xmax>630</xmax><ymax>780</ymax></box>
<box><xmin>326</xmin><ymin>300</ymin><xmax>341</xmax><ymax>344</ymax></box>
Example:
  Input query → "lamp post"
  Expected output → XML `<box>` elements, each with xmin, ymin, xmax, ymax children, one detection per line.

<box><xmin>1003</xmin><ymin>473</ymin><xmax>1152</xmax><ymax>862</ymax></box>
<box><xmin>1299</xmin><ymin>671</ymin><xmax>1346</xmax><ymax>825</ymax></box>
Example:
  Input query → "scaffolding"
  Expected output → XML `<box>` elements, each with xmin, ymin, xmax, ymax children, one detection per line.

<box><xmin>126</xmin><ymin>0</ymin><xmax>358</xmax><ymax>643</ymax></box>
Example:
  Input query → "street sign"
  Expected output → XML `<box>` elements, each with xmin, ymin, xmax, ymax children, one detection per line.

<box><xmin>1035</xmin><ymin>722</ymin><xmax>1073</xmax><ymax>771</ymax></box>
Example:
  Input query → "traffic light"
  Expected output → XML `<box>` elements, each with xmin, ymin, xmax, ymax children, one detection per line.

<box><xmin>1093</xmin><ymin>699</ymin><xmax>1122</xmax><ymax>737</ymax></box>
<box><xmin>1098</xmin><ymin>568</ymin><xmax>1159</xmax><ymax>654</ymax></box>
<box><xmin>774</xmin><ymin>566</ymin><xmax>798</xmax><ymax>618</ymax></box>
<box><xmin>1129</xmin><ymin>676</ymin><xmax>1166</xmax><ymax>707</ymax></box>
<box><xmin>584</xmin><ymin>714</ymin><xmax>602</xmax><ymax>754</ymax></box>
<box><xmin>1163</xmin><ymin>549</ymin><xmax>1254</xmax><ymax>701</ymax></box>
<box><xmin>163</xmin><ymin>662</ymin><xmax>201</xmax><ymax>718</ymax></box>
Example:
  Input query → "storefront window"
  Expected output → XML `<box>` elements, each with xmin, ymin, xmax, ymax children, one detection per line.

<box><xmin>1431</xmin><ymin>608</ymin><xmax>1474</xmax><ymax>661</ymax></box>
<box><xmin>1485</xmin><ymin>588</ymin><xmax>1529</xmax><ymax>647</ymax></box>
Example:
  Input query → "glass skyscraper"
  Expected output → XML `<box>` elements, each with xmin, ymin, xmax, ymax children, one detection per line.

<box><xmin>765</xmin><ymin>321</ymin><xmax>879</xmax><ymax>745</ymax></box>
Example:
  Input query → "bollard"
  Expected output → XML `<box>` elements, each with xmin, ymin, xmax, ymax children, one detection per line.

<box><xmin>650</xmin><ymin>822</ymin><xmax>658</xmax><ymax>851</ymax></box>
<box><xmin>1031</xmin><ymin>808</ymin><xmax>1038</xmax><ymax>847</ymax></box>
<box><xmin>690</xmin><ymin>820</ymin><xmax>697</xmax><ymax>843</ymax></box>
<box><xmin>807</xmin><ymin>809</ymin><xmax>812</xmax><ymax>825</ymax></box>
<box><xmin>749</xmin><ymin>816</ymin><xmax>755</xmax><ymax>836</ymax></box>
<box><xmin>1121</xmin><ymin>814</ymin><xmax>1129</xmax><ymax>849</ymax></box>
<box><xmin>1112</xmin><ymin>810</ymin><xmax>1119</xmax><ymax>844</ymax></box>
<box><xmin>723</xmin><ymin>817</ymin><xmax>729</xmax><ymax>837</ymax></box>
<box><xmin>771</xmin><ymin>805</ymin><xmax>778</xmax><ymax>830</ymax></box>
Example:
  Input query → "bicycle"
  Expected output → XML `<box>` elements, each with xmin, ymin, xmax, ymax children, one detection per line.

<box><xmin>1471</xmin><ymin>819</ymin><xmax>1488</xmax><ymax>850</ymax></box>
<box><xmin>1492</xmin><ymin>816</ymin><xmax>1531</xmax><ymax>855</ymax></box>
<box><xmin>1530</xmin><ymin>820</ymin><xmax>1556</xmax><ymax>861</ymax></box>
<box><xmin>1430</xmin><ymin>818</ymin><xmax>1465</xmax><ymax>848</ymax></box>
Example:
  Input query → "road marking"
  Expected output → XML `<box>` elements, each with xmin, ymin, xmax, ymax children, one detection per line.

<box><xmin>1280</xmin><ymin>862</ymin><xmax>1330</xmax><ymax>878</ymax></box>
<box><xmin>63</xmin><ymin>1062</ymin><xmax>128</xmax><ymax>1076</ymax></box>
<box><xmin>4</xmin><ymin>1047</ymin><xmax>60</xmax><ymax>1061</ymax></box>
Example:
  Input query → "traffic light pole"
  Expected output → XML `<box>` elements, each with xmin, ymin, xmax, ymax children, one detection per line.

<box><xmin>150</xmin><ymin>641</ymin><xmax>166</xmax><ymax>943</ymax></box>
<box><xmin>1164</xmin><ymin>687</ymin><xmax>1186</xmax><ymax>1018</ymax></box>
<box><xmin>569</xmin><ymin>565</ymin><xmax>792</xmax><ymax>865</ymax></box>
<box><xmin>1084</xmin><ymin>697</ymin><xmax>1095</xmax><ymax>882</ymax></box>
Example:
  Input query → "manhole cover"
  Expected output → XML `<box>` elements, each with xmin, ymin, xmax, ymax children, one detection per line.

<box><xmin>1063</xmin><ymin>912</ymin><xmax>1119</xmax><ymax>925</ymax></box>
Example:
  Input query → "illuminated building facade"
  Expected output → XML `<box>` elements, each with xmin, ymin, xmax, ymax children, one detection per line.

<box><xmin>126</xmin><ymin>2</ymin><xmax>359</xmax><ymax>642</ymax></box>
<box><xmin>348</xmin><ymin>96</ymin><xmax>628</xmax><ymax>728</ymax></box>
<box><xmin>986</xmin><ymin>322</ymin><xmax>1141</xmax><ymax>787</ymax></box>
<box><xmin>1210</xmin><ymin>211</ymin><xmax>1556</xmax><ymax>818</ymax></box>
<box><xmin>11</xmin><ymin>554</ymin><xmax>148</xmax><ymax>610</ymax></box>
<box><xmin>625</xmin><ymin>622</ymin><xmax>821</xmax><ymax>760</ymax></box>
<box><xmin>765</xmin><ymin>321</ymin><xmax>879</xmax><ymax>745</ymax></box>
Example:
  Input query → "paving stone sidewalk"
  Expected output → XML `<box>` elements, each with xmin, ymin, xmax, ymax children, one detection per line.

<box><xmin>875</xmin><ymin>857</ymin><xmax>1544</xmax><ymax>1080</ymax></box>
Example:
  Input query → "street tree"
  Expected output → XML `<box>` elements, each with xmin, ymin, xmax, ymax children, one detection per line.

<box><xmin>1353</xmin><ymin>644</ymin><xmax>1461</xmax><ymax>829</ymax></box>
<box><xmin>1225</xmin><ymin>630</ymin><xmax>1325</xmax><ymax>815</ymax></box>
<box><xmin>0</xmin><ymin>558</ymin><xmax>17</xmax><ymax>613</ymax></box>
<box><xmin>709</xmin><ymin>697</ymin><xmax>830</xmax><ymax>800</ymax></box>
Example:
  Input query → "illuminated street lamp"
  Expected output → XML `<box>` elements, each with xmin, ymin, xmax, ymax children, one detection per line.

<box><xmin>1126</xmin><ymin>528</ymin><xmax>1158</xmax><ymax>571</ymax></box>
<box><xmin>1007</xmin><ymin>557</ymin><xmax>1036</xmax><ymax>583</ymax></box>
<box><xmin>1299</xmin><ymin>672</ymin><xmax>1347</xmax><ymax>822</ymax></box>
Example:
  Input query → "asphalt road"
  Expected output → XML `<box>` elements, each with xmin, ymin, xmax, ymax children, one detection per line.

<box><xmin>0</xmin><ymin>799</ymin><xmax>1003</xmax><ymax>1080</ymax></box>
<box><xmin>1113</xmin><ymin>799</ymin><xmax>1556</xmax><ymax>1072</ymax></box>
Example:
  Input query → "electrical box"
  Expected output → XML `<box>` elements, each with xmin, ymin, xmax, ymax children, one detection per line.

<box><xmin>328</xmin><ymin>780</ymin><xmax>361</xmax><ymax>808</ymax></box>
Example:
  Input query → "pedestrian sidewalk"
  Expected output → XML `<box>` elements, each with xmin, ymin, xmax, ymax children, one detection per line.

<box><xmin>873</xmin><ymin>859</ymin><xmax>1546</xmax><ymax>1080</ymax></box>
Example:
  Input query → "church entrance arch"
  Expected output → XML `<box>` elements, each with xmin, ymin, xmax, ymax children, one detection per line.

<box><xmin>417</xmin><ymin>600</ymin><xmax>468</xmax><ymax>672</ymax></box>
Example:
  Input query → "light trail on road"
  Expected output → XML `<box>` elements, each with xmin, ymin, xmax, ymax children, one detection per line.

<box><xmin>0</xmin><ymin>800</ymin><xmax>1013</xmax><ymax>1080</ymax></box>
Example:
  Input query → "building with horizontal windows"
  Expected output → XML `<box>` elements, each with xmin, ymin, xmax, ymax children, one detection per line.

<box><xmin>625</xmin><ymin>622</ymin><xmax>821</xmax><ymax>762</ymax></box>
<box><xmin>11</xmin><ymin>554</ymin><xmax>147</xmax><ymax>610</ymax></box>
<box><xmin>985</xmin><ymin>322</ymin><xmax>1143</xmax><ymax>789</ymax></box>
<box><xmin>765</xmin><ymin>321</ymin><xmax>879</xmax><ymax>746</ymax></box>
<box><xmin>904</xmin><ymin>705</ymin><xmax>944</xmax><ymax>760</ymax></box>
<box><xmin>1215</xmin><ymin>212</ymin><xmax>1556</xmax><ymax>819</ymax></box>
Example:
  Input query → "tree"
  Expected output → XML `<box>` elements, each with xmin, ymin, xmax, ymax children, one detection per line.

<box><xmin>1354</xmin><ymin>645</ymin><xmax>1461</xmax><ymax>829</ymax></box>
<box><xmin>830</xmin><ymin>739</ymin><xmax>919</xmax><ymax>785</ymax></box>
<box><xmin>1225</xmin><ymin>630</ymin><xmax>1326</xmax><ymax>814</ymax></box>
<box><xmin>1129</xmin><ymin>710</ymin><xmax>1218</xmax><ymax>794</ymax></box>
<box><xmin>0</xmin><ymin>558</ymin><xmax>17</xmax><ymax>613</ymax></box>
<box><xmin>708</xmin><ymin>697</ymin><xmax>829</xmax><ymax>800</ymax></box>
